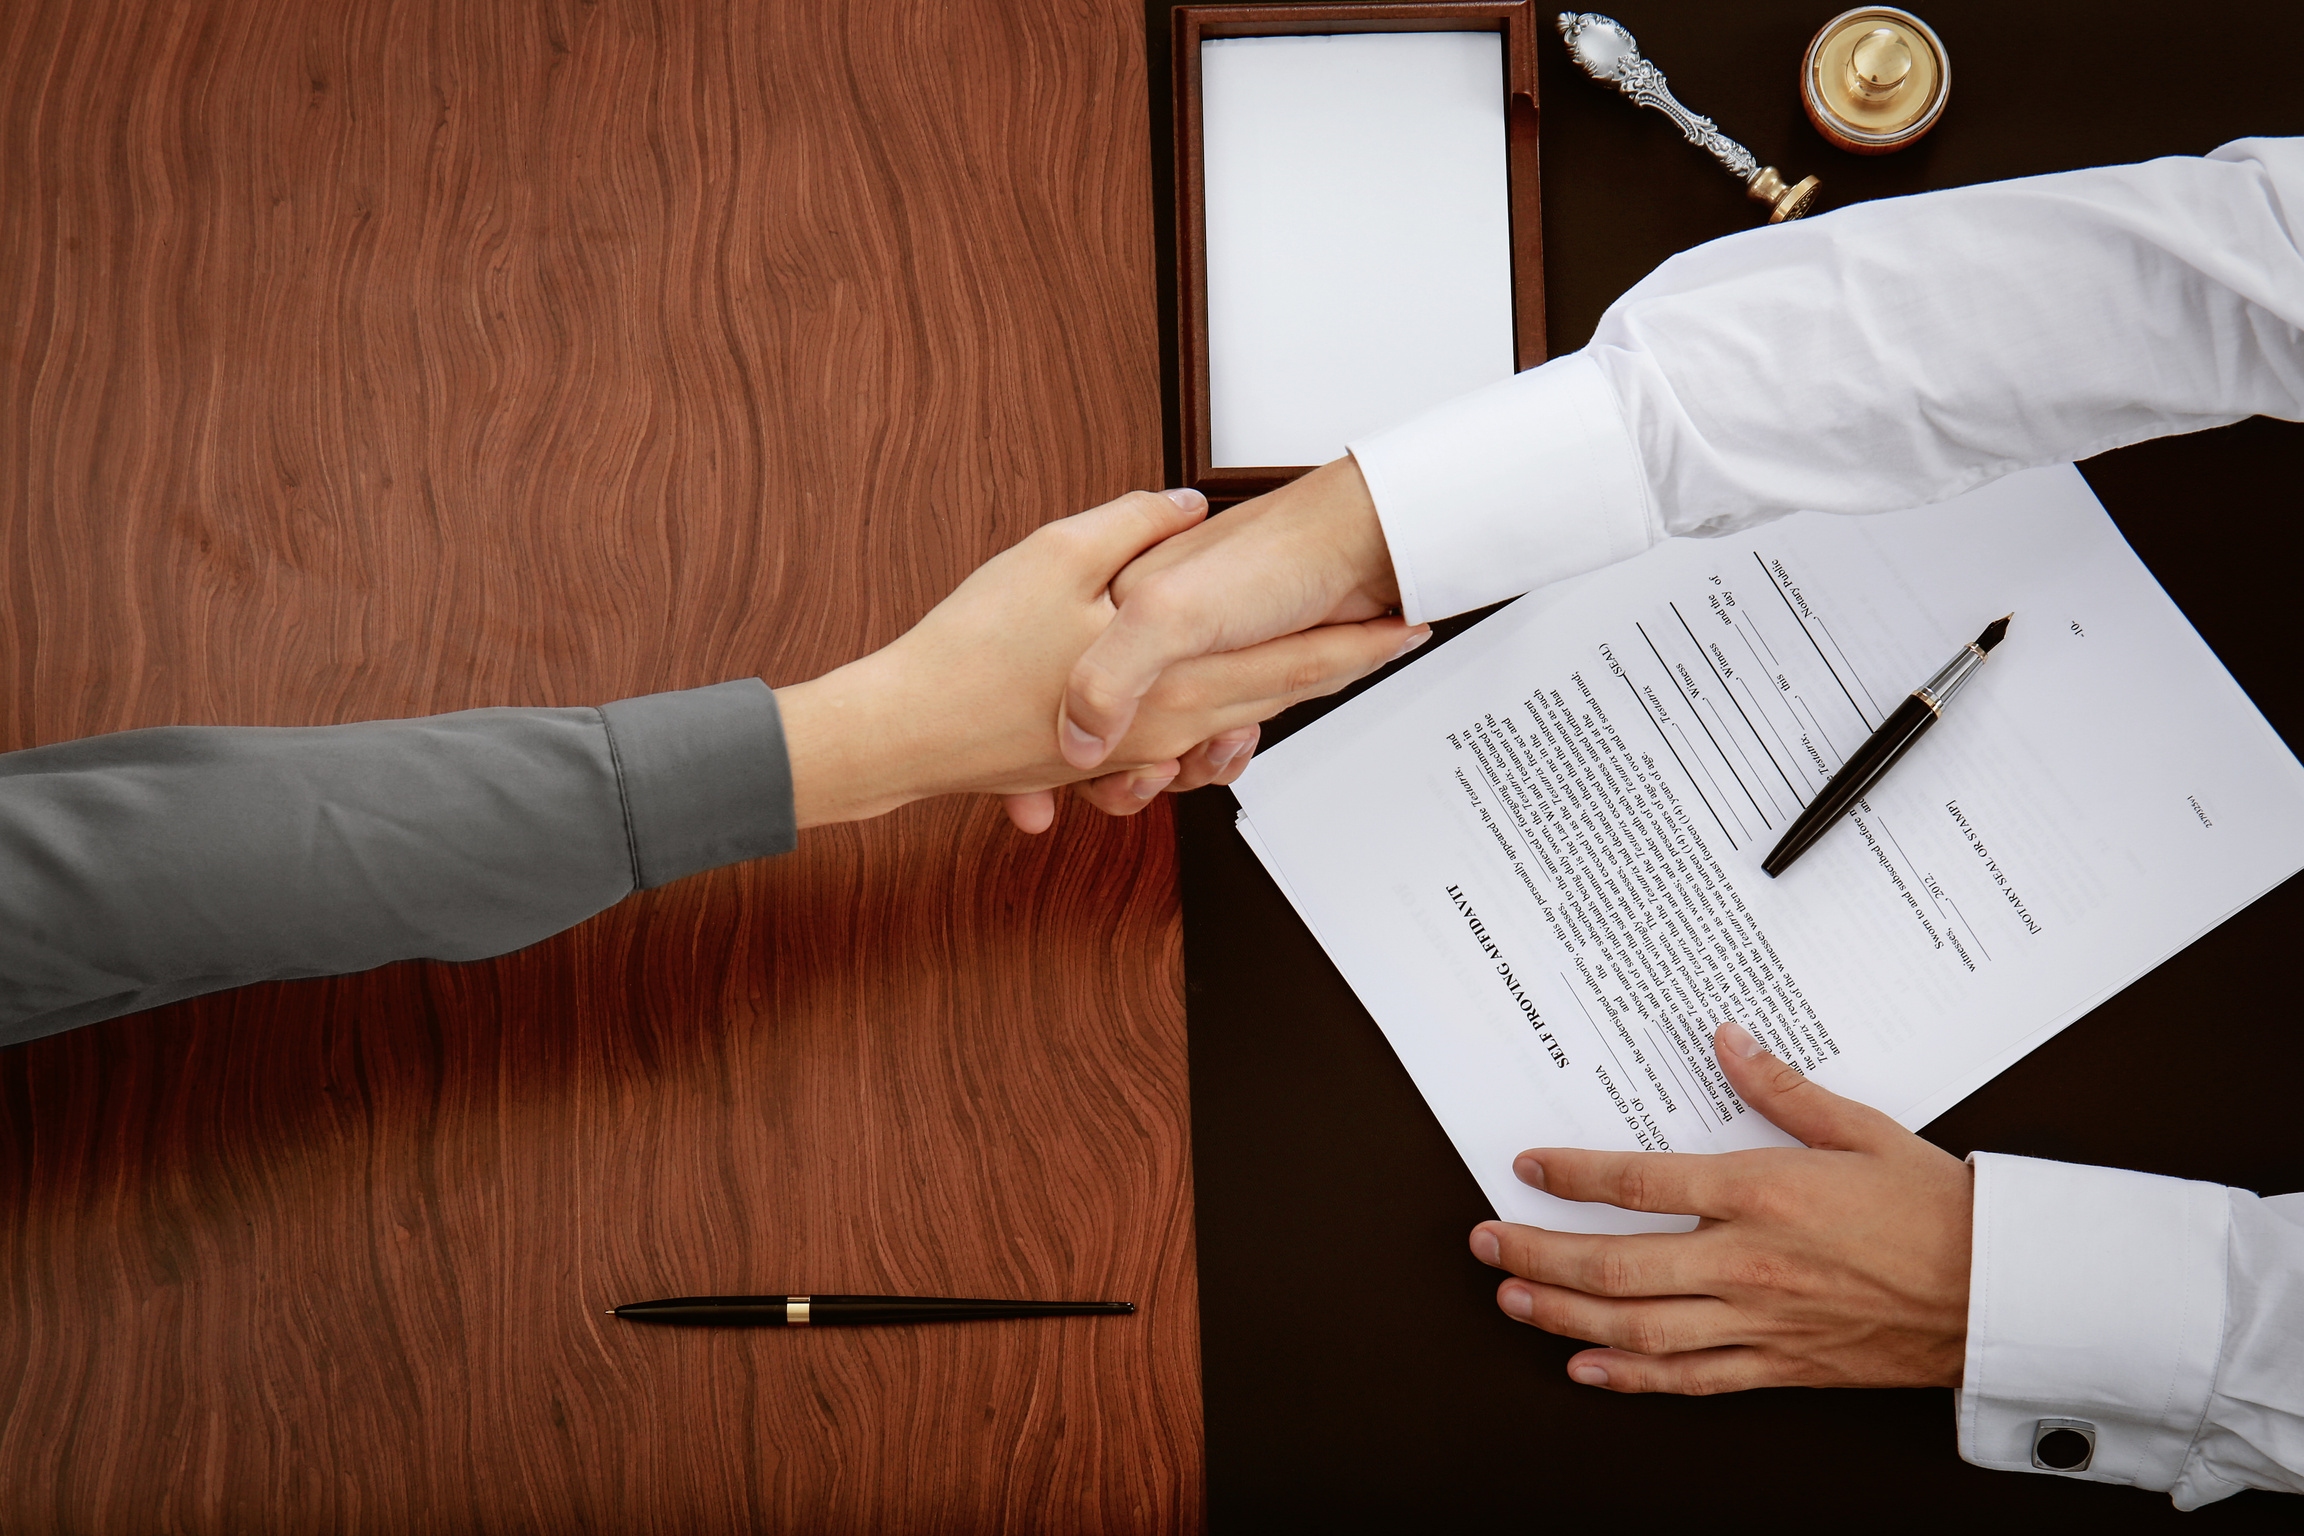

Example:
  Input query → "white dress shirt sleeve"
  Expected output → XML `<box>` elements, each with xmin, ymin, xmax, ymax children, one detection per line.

<box><xmin>1960</xmin><ymin>1154</ymin><xmax>2304</xmax><ymax>1508</ymax></box>
<box><xmin>1350</xmin><ymin>137</ymin><xmax>2304</xmax><ymax>623</ymax></box>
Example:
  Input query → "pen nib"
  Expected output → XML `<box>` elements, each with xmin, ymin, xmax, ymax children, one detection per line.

<box><xmin>1974</xmin><ymin>613</ymin><xmax>2012</xmax><ymax>653</ymax></box>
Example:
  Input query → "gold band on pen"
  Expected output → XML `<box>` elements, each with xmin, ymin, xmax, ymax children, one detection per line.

<box><xmin>1913</xmin><ymin>686</ymin><xmax>1944</xmax><ymax>716</ymax></box>
<box><xmin>786</xmin><ymin>1297</ymin><xmax>811</xmax><ymax>1327</ymax></box>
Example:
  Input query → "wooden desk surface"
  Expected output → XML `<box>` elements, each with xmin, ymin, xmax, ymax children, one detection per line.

<box><xmin>13</xmin><ymin>0</ymin><xmax>2304</xmax><ymax>1529</ymax></box>
<box><xmin>0</xmin><ymin>1</ymin><xmax>1200</xmax><ymax>1530</ymax></box>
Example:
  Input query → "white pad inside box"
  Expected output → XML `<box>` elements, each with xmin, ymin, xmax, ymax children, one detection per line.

<box><xmin>1200</xmin><ymin>31</ymin><xmax>1518</xmax><ymax>467</ymax></box>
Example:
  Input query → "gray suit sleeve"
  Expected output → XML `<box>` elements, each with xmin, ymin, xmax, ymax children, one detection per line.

<box><xmin>0</xmin><ymin>678</ymin><xmax>795</xmax><ymax>1046</ymax></box>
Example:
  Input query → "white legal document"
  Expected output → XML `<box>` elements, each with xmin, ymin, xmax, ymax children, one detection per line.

<box><xmin>1200</xmin><ymin>33</ymin><xmax>1516</xmax><ymax>467</ymax></box>
<box><xmin>1234</xmin><ymin>467</ymin><xmax>2304</xmax><ymax>1233</ymax></box>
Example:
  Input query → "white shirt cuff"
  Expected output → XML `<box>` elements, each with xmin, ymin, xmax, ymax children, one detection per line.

<box><xmin>1957</xmin><ymin>1152</ymin><xmax>2231</xmax><ymax>1493</ymax></box>
<box><xmin>1347</xmin><ymin>350</ymin><xmax>1657</xmax><ymax>625</ymax></box>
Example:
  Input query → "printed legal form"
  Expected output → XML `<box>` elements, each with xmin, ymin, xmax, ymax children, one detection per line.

<box><xmin>1235</xmin><ymin>466</ymin><xmax>2304</xmax><ymax>1233</ymax></box>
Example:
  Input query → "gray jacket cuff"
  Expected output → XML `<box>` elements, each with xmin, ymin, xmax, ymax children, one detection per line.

<box><xmin>597</xmin><ymin>680</ymin><xmax>796</xmax><ymax>888</ymax></box>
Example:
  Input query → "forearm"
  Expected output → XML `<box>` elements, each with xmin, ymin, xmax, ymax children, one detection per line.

<box><xmin>0</xmin><ymin>681</ymin><xmax>793</xmax><ymax>1044</ymax></box>
<box><xmin>0</xmin><ymin>482</ymin><xmax>1418</xmax><ymax>1043</ymax></box>
<box><xmin>1353</xmin><ymin>137</ymin><xmax>2304</xmax><ymax>622</ymax></box>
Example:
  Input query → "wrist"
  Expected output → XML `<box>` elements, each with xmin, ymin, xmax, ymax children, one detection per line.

<box><xmin>1282</xmin><ymin>456</ymin><xmax>1400</xmax><ymax>613</ymax></box>
<box><xmin>776</xmin><ymin>653</ymin><xmax>933</xmax><ymax>828</ymax></box>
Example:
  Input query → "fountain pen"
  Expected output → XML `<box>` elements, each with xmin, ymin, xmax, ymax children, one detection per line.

<box><xmin>1762</xmin><ymin>615</ymin><xmax>2011</xmax><ymax>877</ymax></box>
<box><xmin>606</xmin><ymin>1294</ymin><xmax>1135</xmax><ymax>1327</ymax></box>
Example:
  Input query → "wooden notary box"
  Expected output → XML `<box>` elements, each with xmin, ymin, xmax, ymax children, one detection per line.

<box><xmin>1170</xmin><ymin>0</ymin><xmax>1548</xmax><ymax>499</ymax></box>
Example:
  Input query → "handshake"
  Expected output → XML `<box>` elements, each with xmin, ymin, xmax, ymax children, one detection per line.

<box><xmin>778</xmin><ymin>459</ymin><xmax>1990</xmax><ymax>1407</ymax></box>
<box><xmin>775</xmin><ymin>459</ymin><xmax>1431</xmax><ymax>833</ymax></box>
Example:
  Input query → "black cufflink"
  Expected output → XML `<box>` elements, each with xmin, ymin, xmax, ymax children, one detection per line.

<box><xmin>2032</xmin><ymin>1418</ymin><xmax>2097</xmax><ymax>1471</ymax></box>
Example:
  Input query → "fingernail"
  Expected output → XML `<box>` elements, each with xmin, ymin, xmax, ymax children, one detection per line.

<box><xmin>1063</xmin><ymin>719</ymin><xmax>1105</xmax><ymax>759</ymax></box>
<box><xmin>1514</xmin><ymin>1155</ymin><xmax>1545</xmax><ymax>1190</ymax></box>
<box><xmin>1471</xmin><ymin>1227</ymin><xmax>1501</xmax><ymax>1266</ymax></box>
<box><xmin>1206</xmin><ymin>739</ymin><xmax>1243</xmax><ymax>771</ymax></box>
<box><xmin>1570</xmin><ymin>1364</ymin><xmax>1611</xmax><ymax>1387</ymax></box>
<box><xmin>1161</xmin><ymin>487</ymin><xmax>1207</xmax><ymax>513</ymax></box>
<box><xmin>1500</xmin><ymin>1285</ymin><xmax>1533</xmax><ymax>1322</ymax></box>
<box><xmin>1395</xmin><ymin>625</ymin><xmax>1433</xmax><ymax>658</ymax></box>
<box><xmin>1131</xmin><ymin>772</ymin><xmax>1177</xmax><ymax>801</ymax></box>
<box><xmin>1717</xmin><ymin>1020</ymin><xmax>1765</xmax><ymax>1059</ymax></box>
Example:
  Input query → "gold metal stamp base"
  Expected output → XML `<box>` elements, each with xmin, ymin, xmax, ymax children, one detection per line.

<box><xmin>1802</xmin><ymin>6</ymin><xmax>1950</xmax><ymax>154</ymax></box>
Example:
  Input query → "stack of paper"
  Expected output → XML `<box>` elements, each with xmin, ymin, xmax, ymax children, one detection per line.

<box><xmin>1234</xmin><ymin>467</ymin><xmax>2304</xmax><ymax>1232</ymax></box>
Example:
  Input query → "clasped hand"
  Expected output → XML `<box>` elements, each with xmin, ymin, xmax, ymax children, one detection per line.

<box><xmin>773</xmin><ymin>484</ymin><xmax>1424</xmax><ymax>831</ymax></box>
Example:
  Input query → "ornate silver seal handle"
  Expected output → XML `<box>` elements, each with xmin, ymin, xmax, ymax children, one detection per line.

<box><xmin>1556</xmin><ymin>13</ymin><xmax>1819</xmax><ymax>223</ymax></box>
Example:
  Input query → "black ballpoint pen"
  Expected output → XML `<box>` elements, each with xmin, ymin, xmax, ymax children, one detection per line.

<box><xmin>1762</xmin><ymin>615</ymin><xmax>2012</xmax><ymax>878</ymax></box>
<box><xmin>605</xmin><ymin>1294</ymin><xmax>1135</xmax><ymax>1327</ymax></box>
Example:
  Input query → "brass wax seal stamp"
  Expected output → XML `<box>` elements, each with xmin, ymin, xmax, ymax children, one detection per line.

<box><xmin>1802</xmin><ymin>7</ymin><xmax>1950</xmax><ymax>153</ymax></box>
<box><xmin>1558</xmin><ymin>11</ymin><xmax>1820</xmax><ymax>223</ymax></box>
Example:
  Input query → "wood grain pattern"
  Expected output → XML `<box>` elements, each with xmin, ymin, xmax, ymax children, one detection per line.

<box><xmin>0</xmin><ymin>0</ymin><xmax>1198</xmax><ymax>1530</ymax></box>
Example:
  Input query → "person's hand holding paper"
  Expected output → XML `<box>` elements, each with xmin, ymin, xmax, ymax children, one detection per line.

<box><xmin>1471</xmin><ymin>1021</ymin><xmax>1974</xmax><ymax>1395</ymax></box>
